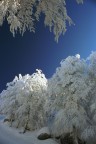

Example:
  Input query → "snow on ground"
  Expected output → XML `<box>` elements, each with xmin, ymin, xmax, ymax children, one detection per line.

<box><xmin>0</xmin><ymin>115</ymin><xmax>58</xmax><ymax>144</ymax></box>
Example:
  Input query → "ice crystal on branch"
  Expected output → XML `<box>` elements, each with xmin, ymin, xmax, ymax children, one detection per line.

<box><xmin>0</xmin><ymin>0</ymin><xmax>83</xmax><ymax>41</ymax></box>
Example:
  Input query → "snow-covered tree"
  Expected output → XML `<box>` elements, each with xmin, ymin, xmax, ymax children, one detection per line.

<box><xmin>0</xmin><ymin>69</ymin><xmax>48</xmax><ymax>131</ymax></box>
<box><xmin>0</xmin><ymin>0</ymin><xmax>83</xmax><ymax>41</ymax></box>
<box><xmin>45</xmin><ymin>55</ymin><xmax>93</xmax><ymax>143</ymax></box>
<box><xmin>44</xmin><ymin>52</ymin><xmax>96</xmax><ymax>144</ymax></box>
<box><xmin>80</xmin><ymin>52</ymin><xmax>96</xmax><ymax>144</ymax></box>
<box><xmin>1</xmin><ymin>52</ymin><xmax>96</xmax><ymax>143</ymax></box>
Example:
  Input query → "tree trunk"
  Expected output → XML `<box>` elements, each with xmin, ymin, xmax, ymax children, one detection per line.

<box><xmin>73</xmin><ymin>125</ymin><xmax>78</xmax><ymax>144</ymax></box>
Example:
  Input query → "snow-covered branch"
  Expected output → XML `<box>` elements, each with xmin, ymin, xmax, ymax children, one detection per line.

<box><xmin>0</xmin><ymin>0</ymin><xmax>83</xmax><ymax>41</ymax></box>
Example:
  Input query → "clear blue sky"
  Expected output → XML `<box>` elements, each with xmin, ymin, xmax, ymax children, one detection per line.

<box><xmin>0</xmin><ymin>0</ymin><xmax>96</xmax><ymax>92</ymax></box>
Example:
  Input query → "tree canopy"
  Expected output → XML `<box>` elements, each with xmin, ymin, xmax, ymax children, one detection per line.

<box><xmin>0</xmin><ymin>0</ymin><xmax>83</xmax><ymax>41</ymax></box>
<box><xmin>1</xmin><ymin>52</ymin><xmax>96</xmax><ymax>144</ymax></box>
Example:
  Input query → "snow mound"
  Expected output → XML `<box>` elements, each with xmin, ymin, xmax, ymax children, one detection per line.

<box><xmin>0</xmin><ymin>118</ymin><xmax>58</xmax><ymax>144</ymax></box>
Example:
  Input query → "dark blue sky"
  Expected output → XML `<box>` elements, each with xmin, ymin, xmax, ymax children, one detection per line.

<box><xmin>0</xmin><ymin>0</ymin><xmax>96</xmax><ymax>92</ymax></box>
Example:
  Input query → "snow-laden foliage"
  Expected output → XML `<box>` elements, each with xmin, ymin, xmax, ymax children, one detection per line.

<box><xmin>81</xmin><ymin>52</ymin><xmax>96</xmax><ymax>143</ymax></box>
<box><xmin>45</xmin><ymin>56</ymin><xmax>89</xmax><ymax>136</ymax></box>
<box><xmin>46</xmin><ymin>56</ymin><xmax>89</xmax><ymax>117</ymax></box>
<box><xmin>0</xmin><ymin>0</ymin><xmax>83</xmax><ymax>41</ymax></box>
<box><xmin>1</xmin><ymin>52</ymin><xmax>96</xmax><ymax>143</ymax></box>
<box><xmin>44</xmin><ymin>53</ymin><xmax>96</xmax><ymax>143</ymax></box>
<box><xmin>0</xmin><ymin>69</ymin><xmax>47</xmax><ymax>131</ymax></box>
